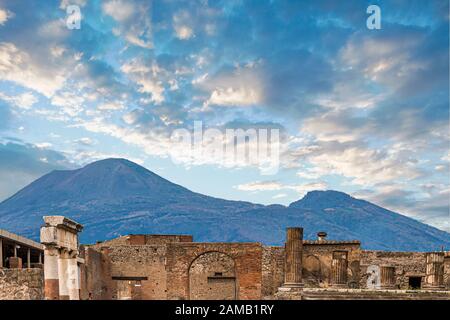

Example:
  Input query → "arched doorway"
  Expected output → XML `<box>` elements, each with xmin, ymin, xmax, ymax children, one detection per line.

<box><xmin>189</xmin><ymin>251</ymin><xmax>236</xmax><ymax>300</ymax></box>
<box><xmin>303</xmin><ymin>255</ymin><xmax>322</xmax><ymax>285</ymax></box>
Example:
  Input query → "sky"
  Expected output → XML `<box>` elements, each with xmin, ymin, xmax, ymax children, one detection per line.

<box><xmin>0</xmin><ymin>0</ymin><xmax>449</xmax><ymax>232</ymax></box>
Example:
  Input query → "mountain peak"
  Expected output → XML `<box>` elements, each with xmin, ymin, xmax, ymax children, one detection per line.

<box><xmin>289</xmin><ymin>190</ymin><xmax>357</xmax><ymax>209</ymax></box>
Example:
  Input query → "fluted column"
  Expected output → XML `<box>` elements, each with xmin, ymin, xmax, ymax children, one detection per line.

<box><xmin>380</xmin><ymin>265</ymin><xmax>396</xmax><ymax>289</ymax></box>
<box><xmin>424</xmin><ymin>252</ymin><xmax>445</xmax><ymax>290</ymax></box>
<box><xmin>330</xmin><ymin>251</ymin><xmax>348</xmax><ymax>288</ymax></box>
<box><xmin>283</xmin><ymin>227</ymin><xmax>303</xmax><ymax>288</ymax></box>
<box><xmin>43</xmin><ymin>246</ymin><xmax>59</xmax><ymax>300</ymax></box>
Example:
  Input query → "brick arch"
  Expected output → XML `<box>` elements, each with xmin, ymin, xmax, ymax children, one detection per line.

<box><xmin>188</xmin><ymin>251</ymin><xmax>237</xmax><ymax>300</ymax></box>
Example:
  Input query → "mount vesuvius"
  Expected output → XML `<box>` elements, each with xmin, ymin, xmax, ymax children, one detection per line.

<box><xmin>0</xmin><ymin>158</ymin><xmax>449</xmax><ymax>251</ymax></box>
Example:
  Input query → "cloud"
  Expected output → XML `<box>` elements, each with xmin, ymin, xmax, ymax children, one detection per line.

<box><xmin>0</xmin><ymin>140</ymin><xmax>71</xmax><ymax>201</ymax></box>
<box><xmin>0</xmin><ymin>42</ymin><xmax>67</xmax><ymax>97</ymax></box>
<box><xmin>355</xmin><ymin>183</ymin><xmax>450</xmax><ymax>232</ymax></box>
<box><xmin>196</xmin><ymin>64</ymin><xmax>264</xmax><ymax>108</ymax></box>
<box><xmin>0</xmin><ymin>91</ymin><xmax>38</xmax><ymax>110</ymax></box>
<box><xmin>173</xmin><ymin>11</ymin><xmax>194</xmax><ymax>40</ymax></box>
<box><xmin>0</xmin><ymin>7</ymin><xmax>13</xmax><ymax>25</ymax></box>
<box><xmin>235</xmin><ymin>180</ymin><xmax>327</xmax><ymax>196</ymax></box>
<box><xmin>121</xmin><ymin>58</ymin><xmax>165</xmax><ymax>104</ymax></box>
<box><xmin>102</xmin><ymin>0</ymin><xmax>152</xmax><ymax>48</ymax></box>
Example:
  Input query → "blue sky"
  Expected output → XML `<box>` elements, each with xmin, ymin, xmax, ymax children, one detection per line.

<box><xmin>0</xmin><ymin>0</ymin><xmax>448</xmax><ymax>232</ymax></box>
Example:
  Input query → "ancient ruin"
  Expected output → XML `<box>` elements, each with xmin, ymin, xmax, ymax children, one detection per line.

<box><xmin>0</xmin><ymin>215</ymin><xmax>450</xmax><ymax>300</ymax></box>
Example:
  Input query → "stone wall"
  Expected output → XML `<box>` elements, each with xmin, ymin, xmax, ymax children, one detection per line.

<box><xmin>302</xmin><ymin>242</ymin><xmax>361</xmax><ymax>288</ymax></box>
<box><xmin>86</xmin><ymin>244</ymin><xmax>168</xmax><ymax>300</ymax></box>
<box><xmin>444</xmin><ymin>252</ymin><xmax>450</xmax><ymax>290</ymax></box>
<box><xmin>0</xmin><ymin>268</ymin><xmax>44</xmax><ymax>300</ymax></box>
<box><xmin>95</xmin><ymin>234</ymin><xmax>193</xmax><ymax>247</ymax></box>
<box><xmin>166</xmin><ymin>242</ymin><xmax>263</xmax><ymax>300</ymax></box>
<box><xmin>261</xmin><ymin>246</ymin><xmax>284</xmax><ymax>297</ymax></box>
<box><xmin>189</xmin><ymin>251</ymin><xmax>236</xmax><ymax>300</ymax></box>
<box><xmin>360</xmin><ymin>251</ymin><xmax>428</xmax><ymax>289</ymax></box>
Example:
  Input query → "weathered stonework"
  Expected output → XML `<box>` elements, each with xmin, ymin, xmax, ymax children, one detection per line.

<box><xmin>0</xmin><ymin>268</ymin><xmax>44</xmax><ymax>300</ymax></box>
<box><xmin>2</xmin><ymin>216</ymin><xmax>449</xmax><ymax>300</ymax></box>
<box><xmin>360</xmin><ymin>251</ymin><xmax>427</xmax><ymax>289</ymax></box>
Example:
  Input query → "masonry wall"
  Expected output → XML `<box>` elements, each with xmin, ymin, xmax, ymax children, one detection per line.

<box><xmin>360</xmin><ymin>251</ymin><xmax>428</xmax><ymax>289</ymax></box>
<box><xmin>302</xmin><ymin>242</ymin><xmax>361</xmax><ymax>288</ymax></box>
<box><xmin>189</xmin><ymin>251</ymin><xmax>236</xmax><ymax>300</ymax></box>
<box><xmin>84</xmin><ymin>247</ymin><xmax>113</xmax><ymax>299</ymax></box>
<box><xmin>261</xmin><ymin>246</ymin><xmax>285</xmax><ymax>297</ymax></box>
<box><xmin>0</xmin><ymin>268</ymin><xmax>44</xmax><ymax>300</ymax></box>
<box><xmin>445</xmin><ymin>252</ymin><xmax>450</xmax><ymax>290</ymax></box>
<box><xmin>166</xmin><ymin>243</ymin><xmax>263</xmax><ymax>300</ymax></box>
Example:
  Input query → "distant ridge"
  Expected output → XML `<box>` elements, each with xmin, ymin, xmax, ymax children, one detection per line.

<box><xmin>0</xmin><ymin>158</ymin><xmax>449</xmax><ymax>251</ymax></box>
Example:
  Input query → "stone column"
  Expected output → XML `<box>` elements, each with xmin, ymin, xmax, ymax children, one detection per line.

<box><xmin>58</xmin><ymin>249</ymin><xmax>70</xmax><ymax>300</ymax></box>
<box><xmin>27</xmin><ymin>248</ymin><xmax>31</xmax><ymax>269</ymax></box>
<box><xmin>40</xmin><ymin>216</ymin><xmax>83</xmax><ymax>300</ymax></box>
<box><xmin>380</xmin><ymin>265</ymin><xmax>396</xmax><ymax>289</ymax></box>
<box><xmin>43</xmin><ymin>246</ymin><xmax>60</xmax><ymax>300</ymax></box>
<box><xmin>330</xmin><ymin>251</ymin><xmax>348</xmax><ymax>288</ymax></box>
<box><xmin>68</xmin><ymin>251</ymin><xmax>80</xmax><ymax>300</ymax></box>
<box><xmin>283</xmin><ymin>227</ymin><xmax>303</xmax><ymax>288</ymax></box>
<box><xmin>424</xmin><ymin>252</ymin><xmax>445</xmax><ymax>290</ymax></box>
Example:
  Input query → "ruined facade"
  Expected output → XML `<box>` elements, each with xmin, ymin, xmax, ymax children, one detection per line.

<box><xmin>0</xmin><ymin>216</ymin><xmax>449</xmax><ymax>300</ymax></box>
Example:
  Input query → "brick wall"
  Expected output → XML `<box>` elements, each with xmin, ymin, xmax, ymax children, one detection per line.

<box><xmin>0</xmin><ymin>268</ymin><xmax>44</xmax><ymax>300</ymax></box>
<box><xmin>166</xmin><ymin>243</ymin><xmax>263</xmax><ymax>300</ymax></box>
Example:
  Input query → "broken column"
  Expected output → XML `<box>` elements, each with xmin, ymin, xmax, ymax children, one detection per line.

<box><xmin>424</xmin><ymin>252</ymin><xmax>445</xmax><ymax>290</ymax></box>
<box><xmin>380</xmin><ymin>265</ymin><xmax>396</xmax><ymax>289</ymax></box>
<box><xmin>283</xmin><ymin>227</ymin><xmax>304</xmax><ymax>289</ymax></box>
<box><xmin>40</xmin><ymin>216</ymin><xmax>83</xmax><ymax>300</ymax></box>
<box><xmin>330</xmin><ymin>251</ymin><xmax>348</xmax><ymax>288</ymax></box>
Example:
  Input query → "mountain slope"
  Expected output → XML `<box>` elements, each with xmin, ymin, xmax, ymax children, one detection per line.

<box><xmin>0</xmin><ymin>158</ymin><xmax>449</xmax><ymax>251</ymax></box>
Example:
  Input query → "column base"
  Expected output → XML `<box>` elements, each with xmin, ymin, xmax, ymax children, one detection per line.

<box><xmin>44</xmin><ymin>279</ymin><xmax>59</xmax><ymax>300</ymax></box>
<box><xmin>423</xmin><ymin>285</ymin><xmax>445</xmax><ymax>291</ymax></box>
<box><xmin>380</xmin><ymin>285</ymin><xmax>396</xmax><ymax>290</ymax></box>
<box><xmin>330</xmin><ymin>283</ymin><xmax>348</xmax><ymax>289</ymax></box>
<box><xmin>279</xmin><ymin>283</ymin><xmax>304</xmax><ymax>292</ymax></box>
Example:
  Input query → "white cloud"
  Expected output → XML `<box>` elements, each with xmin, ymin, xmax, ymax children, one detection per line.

<box><xmin>0</xmin><ymin>8</ymin><xmax>13</xmax><ymax>25</ymax></box>
<box><xmin>102</xmin><ymin>0</ymin><xmax>152</xmax><ymax>48</ymax></box>
<box><xmin>173</xmin><ymin>11</ymin><xmax>194</xmax><ymax>40</ymax></box>
<box><xmin>121</xmin><ymin>59</ymin><xmax>165</xmax><ymax>104</ymax></box>
<box><xmin>209</xmin><ymin>87</ymin><xmax>260</xmax><ymax>107</ymax></box>
<box><xmin>0</xmin><ymin>42</ymin><xmax>67</xmax><ymax>97</ymax></box>
<box><xmin>51</xmin><ymin>91</ymin><xmax>85</xmax><ymax>116</ymax></box>
<box><xmin>304</xmin><ymin>145</ymin><xmax>422</xmax><ymax>186</ymax></box>
<box><xmin>74</xmin><ymin>137</ymin><xmax>95</xmax><ymax>146</ymax></box>
<box><xmin>97</xmin><ymin>101</ymin><xmax>125</xmax><ymax>111</ymax></box>
<box><xmin>59</xmin><ymin>0</ymin><xmax>87</xmax><ymax>9</ymax></box>
<box><xmin>235</xmin><ymin>180</ymin><xmax>327</xmax><ymax>195</ymax></box>
<box><xmin>102</xmin><ymin>0</ymin><xmax>135</xmax><ymax>22</ymax></box>
<box><xmin>0</xmin><ymin>91</ymin><xmax>38</xmax><ymax>109</ymax></box>
<box><xmin>175</xmin><ymin>25</ymin><xmax>193</xmax><ymax>40</ymax></box>
<box><xmin>36</xmin><ymin>142</ymin><xmax>53</xmax><ymax>149</ymax></box>
<box><xmin>197</xmin><ymin>65</ymin><xmax>264</xmax><ymax>107</ymax></box>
